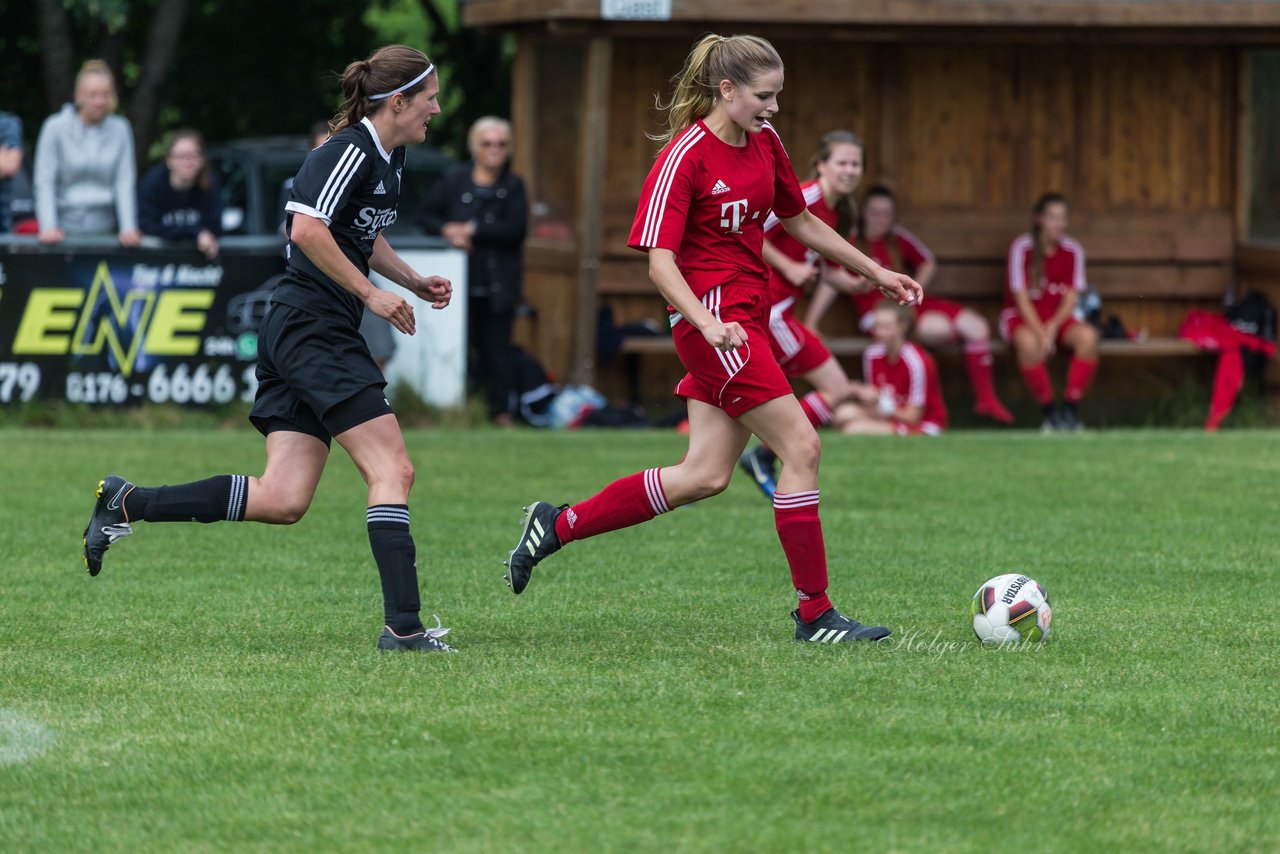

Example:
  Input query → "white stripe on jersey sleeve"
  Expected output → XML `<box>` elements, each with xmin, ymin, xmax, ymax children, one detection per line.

<box><xmin>763</xmin><ymin>182</ymin><xmax>822</xmax><ymax>234</ymax></box>
<box><xmin>761</xmin><ymin>121</ymin><xmax>789</xmax><ymax>155</ymax></box>
<box><xmin>314</xmin><ymin>144</ymin><xmax>360</xmax><ymax>217</ymax></box>
<box><xmin>285</xmin><ymin>202</ymin><xmax>331</xmax><ymax>226</ymax></box>
<box><xmin>902</xmin><ymin>343</ymin><xmax>927</xmax><ymax>407</ymax></box>
<box><xmin>893</xmin><ymin>225</ymin><xmax>934</xmax><ymax>264</ymax></box>
<box><xmin>640</xmin><ymin>126</ymin><xmax>704</xmax><ymax>247</ymax></box>
<box><xmin>1062</xmin><ymin>237</ymin><xmax>1088</xmax><ymax>291</ymax></box>
<box><xmin>318</xmin><ymin>145</ymin><xmax>367</xmax><ymax>220</ymax></box>
<box><xmin>863</xmin><ymin>342</ymin><xmax>885</xmax><ymax>383</ymax></box>
<box><xmin>319</xmin><ymin>150</ymin><xmax>366</xmax><ymax>220</ymax></box>
<box><xmin>1007</xmin><ymin>233</ymin><xmax>1033</xmax><ymax>293</ymax></box>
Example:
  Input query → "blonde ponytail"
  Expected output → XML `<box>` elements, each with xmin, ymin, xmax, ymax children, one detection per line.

<box><xmin>651</xmin><ymin>33</ymin><xmax>783</xmax><ymax>145</ymax></box>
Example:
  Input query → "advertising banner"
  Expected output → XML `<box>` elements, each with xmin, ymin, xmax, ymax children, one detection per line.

<box><xmin>0</xmin><ymin>250</ymin><xmax>283</xmax><ymax>407</ymax></box>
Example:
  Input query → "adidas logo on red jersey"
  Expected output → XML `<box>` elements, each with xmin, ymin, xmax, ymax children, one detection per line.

<box><xmin>711</xmin><ymin>179</ymin><xmax>731</xmax><ymax>195</ymax></box>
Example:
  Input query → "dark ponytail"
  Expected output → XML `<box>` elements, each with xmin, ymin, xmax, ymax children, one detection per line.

<box><xmin>1030</xmin><ymin>192</ymin><xmax>1067</xmax><ymax>290</ymax></box>
<box><xmin>860</xmin><ymin>184</ymin><xmax>903</xmax><ymax>270</ymax></box>
<box><xmin>331</xmin><ymin>45</ymin><xmax>433</xmax><ymax>135</ymax></box>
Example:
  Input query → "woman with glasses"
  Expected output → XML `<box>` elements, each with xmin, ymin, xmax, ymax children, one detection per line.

<box><xmin>420</xmin><ymin>116</ymin><xmax>528</xmax><ymax>426</ymax></box>
<box><xmin>138</xmin><ymin>128</ymin><xmax>223</xmax><ymax>258</ymax></box>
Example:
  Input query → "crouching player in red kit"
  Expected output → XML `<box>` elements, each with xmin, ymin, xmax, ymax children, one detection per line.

<box><xmin>503</xmin><ymin>34</ymin><xmax>922</xmax><ymax>644</ymax></box>
<box><xmin>1003</xmin><ymin>193</ymin><xmax>1099</xmax><ymax>431</ymax></box>
<box><xmin>838</xmin><ymin>301</ymin><xmax>948</xmax><ymax>435</ymax></box>
<box><xmin>807</xmin><ymin>185</ymin><xmax>1012</xmax><ymax>425</ymax></box>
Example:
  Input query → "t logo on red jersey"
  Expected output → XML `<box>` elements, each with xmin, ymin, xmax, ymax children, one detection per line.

<box><xmin>720</xmin><ymin>198</ymin><xmax>750</xmax><ymax>233</ymax></box>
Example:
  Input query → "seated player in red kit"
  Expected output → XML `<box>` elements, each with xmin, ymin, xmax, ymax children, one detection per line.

<box><xmin>837</xmin><ymin>300</ymin><xmax>948</xmax><ymax>436</ymax></box>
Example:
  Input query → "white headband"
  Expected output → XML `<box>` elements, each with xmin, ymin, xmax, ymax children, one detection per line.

<box><xmin>368</xmin><ymin>64</ymin><xmax>434</xmax><ymax>101</ymax></box>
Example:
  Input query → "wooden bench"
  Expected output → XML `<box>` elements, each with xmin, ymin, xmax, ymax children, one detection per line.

<box><xmin>619</xmin><ymin>335</ymin><xmax>1201</xmax><ymax>358</ymax></box>
<box><xmin>593</xmin><ymin>208</ymin><xmax>1233</xmax><ymax>407</ymax></box>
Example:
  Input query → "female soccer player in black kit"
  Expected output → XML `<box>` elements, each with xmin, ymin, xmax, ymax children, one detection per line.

<box><xmin>81</xmin><ymin>45</ymin><xmax>457</xmax><ymax>653</ymax></box>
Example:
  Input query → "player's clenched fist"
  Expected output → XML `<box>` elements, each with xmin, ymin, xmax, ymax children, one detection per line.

<box><xmin>704</xmin><ymin>321</ymin><xmax>748</xmax><ymax>353</ymax></box>
<box><xmin>414</xmin><ymin>274</ymin><xmax>452</xmax><ymax>309</ymax></box>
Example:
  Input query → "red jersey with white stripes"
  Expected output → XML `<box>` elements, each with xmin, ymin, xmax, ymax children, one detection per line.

<box><xmin>850</xmin><ymin>227</ymin><xmax>933</xmax><ymax>318</ymax></box>
<box><xmin>1004</xmin><ymin>233</ymin><xmax>1086</xmax><ymax>322</ymax></box>
<box><xmin>627</xmin><ymin>120</ymin><xmax>808</xmax><ymax>297</ymax></box>
<box><xmin>762</xmin><ymin>179</ymin><xmax>836</xmax><ymax>305</ymax></box>
<box><xmin>863</xmin><ymin>340</ymin><xmax>948</xmax><ymax>430</ymax></box>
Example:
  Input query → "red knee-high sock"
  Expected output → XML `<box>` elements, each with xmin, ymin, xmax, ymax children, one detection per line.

<box><xmin>1020</xmin><ymin>363</ymin><xmax>1055</xmax><ymax>406</ymax></box>
<box><xmin>799</xmin><ymin>391</ymin><xmax>834</xmax><ymax>429</ymax></box>
<box><xmin>554</xmin><ymin>468</ymin><xmax>671</xmax><ymax>545</ymax></box>
<box><xmin>1065</xmin><ymin>358</ymin><xmax>1097</xmax><ymax>404</ymax></box>
<box><xmin>774</xmin><ymin>490</ymin><xmax>832</xmax><ymax>622</ymax></box>
<box><xmin>964</xmin><ymin>343</ymin><xmax>1001</xmax><ymax>408</ymax></box>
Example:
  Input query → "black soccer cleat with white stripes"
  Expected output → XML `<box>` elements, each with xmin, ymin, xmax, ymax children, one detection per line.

<box><xmin>792</xmin><ymin>607</ymin><xmax>892</xmax><ymax>644</ymax></box>
<box><xmin>503</xmin><ymin>501</ymin><xmax>564</xmax><ymax>595</ymax></box>
<box><xmin>377</xmin><ymin>620</ymin><xmax>455</xmax><ymax>653</ymax></box>
<box><xmin>82</xmin><ymin>475</ymin><xmax>135</xmax><ymax>577</ymax></box>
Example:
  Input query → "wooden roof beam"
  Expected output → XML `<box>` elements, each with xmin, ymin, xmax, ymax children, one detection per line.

<box><xmin>464</xmin><ymin>0</ymin><xmax>1280</xmax><ymax>29</ymax></box>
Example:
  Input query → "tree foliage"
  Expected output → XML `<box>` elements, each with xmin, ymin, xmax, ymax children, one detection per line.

<box><xmin>365</xmin><ymin>0</ymin><xmax>513</xmax><ymax>158</ymax></box>
<box><xmin>0</xmin><ymin>0</ymin><xmax>510</xmax><ymax>166</ymax></box>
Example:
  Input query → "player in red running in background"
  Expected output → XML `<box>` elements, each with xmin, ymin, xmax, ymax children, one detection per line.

<box><xmin>1002</xmin><ymin>193</ymin><xmax>1098</xmax><ymax>431</ymax></box>
<box><xmin>808</xmin><ymin>185</ymin><xmax>1013</xmax><ymax>425</ymax></box>
<box><xmin>837</xmin><ymin>301</ymin><xmax>948</xmax><ymax>435</ymax></box>
<box><xmin>737</xmin><ymin>130</ymin><xmax>872</xmax><ymax>497</ymax></box>
<box><xmin>503</xmin><ymin>33</ymin><xmax>922</xmax><ymax>645</ymax></box>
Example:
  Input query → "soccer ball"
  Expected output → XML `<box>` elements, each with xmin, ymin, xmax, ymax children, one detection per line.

<box><xmin>970</xmin><ymin>574</ymin><xmax>1053</xmax><ymax>646</ymax></box>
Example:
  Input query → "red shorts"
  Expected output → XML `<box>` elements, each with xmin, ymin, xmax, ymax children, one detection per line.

<box><xmin>671</xmin><ymin>283</ymin><xmax>794</xmax><ymax>419</ymax></box>
<box><xmin>768</xmin><ymin>299</ymin><xmax>833</xmax><ymax>376</ymax></box>
<box><xmin>858</xmin><ymin>295</ymin><xmax>966</xmax><ymax>331</ymax></box>
<box><xmin>998</xmin><ymin>309</ymin><xmax>1082</xmax><ymax>344</ymax></box>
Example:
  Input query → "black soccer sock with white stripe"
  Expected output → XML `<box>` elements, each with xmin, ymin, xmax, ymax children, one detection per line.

<box><xmin>123</xmin><ymin>475</ymin><xmax>249</xmax><ymax>523</ymax></box>
<box><xmin>367</xmin><ymin>504</ymin><xmax>423</xmax><ymax>635</ymax></box>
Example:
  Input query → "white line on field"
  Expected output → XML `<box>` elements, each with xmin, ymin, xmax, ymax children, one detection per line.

<box><xmin>0</xmin><ymin>709</ymin><xmax>54</xmax><ymax>765</ymax></box>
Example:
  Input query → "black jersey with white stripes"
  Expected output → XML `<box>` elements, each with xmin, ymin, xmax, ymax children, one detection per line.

<box><xmin>274</xmin><ymin>116</ymin><xmax>407</xmax><ymax>327</ymax></box>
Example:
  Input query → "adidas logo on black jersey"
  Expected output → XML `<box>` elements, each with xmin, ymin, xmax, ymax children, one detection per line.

<box><xmin>374</xmin><ymin>180</ymin><xmax>387</xmax><ymax>195</ymax></box>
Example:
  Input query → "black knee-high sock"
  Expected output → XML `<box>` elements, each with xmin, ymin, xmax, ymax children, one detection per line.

<box><xmin>123</xmin><ymin>475</ymin><xmax>249</xmax><ymax>523</ymax></box>
<box><xmin>367</xmin><ymin>504</ymin><xmax>422</xmax><ymax>634</ymax></box>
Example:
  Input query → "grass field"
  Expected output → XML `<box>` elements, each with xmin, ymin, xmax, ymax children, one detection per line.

<box><xmin>1</xmin><ymin>427</ymin><xmax>1277</xmax><ymax>852</ymax></box>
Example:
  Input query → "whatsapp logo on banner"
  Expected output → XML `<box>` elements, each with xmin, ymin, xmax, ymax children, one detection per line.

<box><xmin>236</xmin><ymin>333</ymin><xmax>258</xmax><ymax>360</ymax></box>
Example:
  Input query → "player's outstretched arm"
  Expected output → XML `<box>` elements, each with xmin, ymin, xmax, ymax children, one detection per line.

<box><xmin>781</xmin><ymin>210</ymin><xmax>923</xmax><ymax>307</ymax></box>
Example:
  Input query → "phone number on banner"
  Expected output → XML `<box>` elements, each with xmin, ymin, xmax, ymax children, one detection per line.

<box><xmin>62</xmin><ymin>364</ymin><xmax>258</xmax><ymax>405</ymax></box>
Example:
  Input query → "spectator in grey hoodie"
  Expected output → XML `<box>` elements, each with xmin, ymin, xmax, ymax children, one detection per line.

<box><xmin>35</xmin><ymin>59</ymin><xmax>141</xmax><ymax>246</ymax></box>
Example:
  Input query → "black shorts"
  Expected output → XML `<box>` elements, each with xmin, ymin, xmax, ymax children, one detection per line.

<box><xmin>249</xmin><ymin>303</ymin><xmax>392</xmax><ymax>446</ymax></box>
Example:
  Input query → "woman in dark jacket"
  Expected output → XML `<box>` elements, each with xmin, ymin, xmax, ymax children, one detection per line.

<box><xmin>138</xmin><ymin>128</ymin><xmax>222</xmax><ymax>258</ymax></box>
<box><xmin>421</xmin><ymin>116</ymin><xmax>527</xmax><ymax>425</ymax></box>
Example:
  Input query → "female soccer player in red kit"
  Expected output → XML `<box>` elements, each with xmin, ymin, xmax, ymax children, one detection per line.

<box><xmin>737</xmin><ymin>130</ymin><xmax>870</xmax><ymax>496</ymax></box>
<box><xmin>504</xmin><ymin>34</ymin><xmax>922</xmax><ymax>644</ymax></box>
<box><xmin>839</xmin><ymin>301</ymin><xmax>948</xmax><ymax>436</ymax></box>
<box><xmin>808</xmin><ymin>185</ymin><xmax>1013</xmax><ymax>424</ymax></box>
<box><xmin>1002</xmin><ymin>193</ymin><xmax>1098</xmax><ymax>431</ymax></box>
